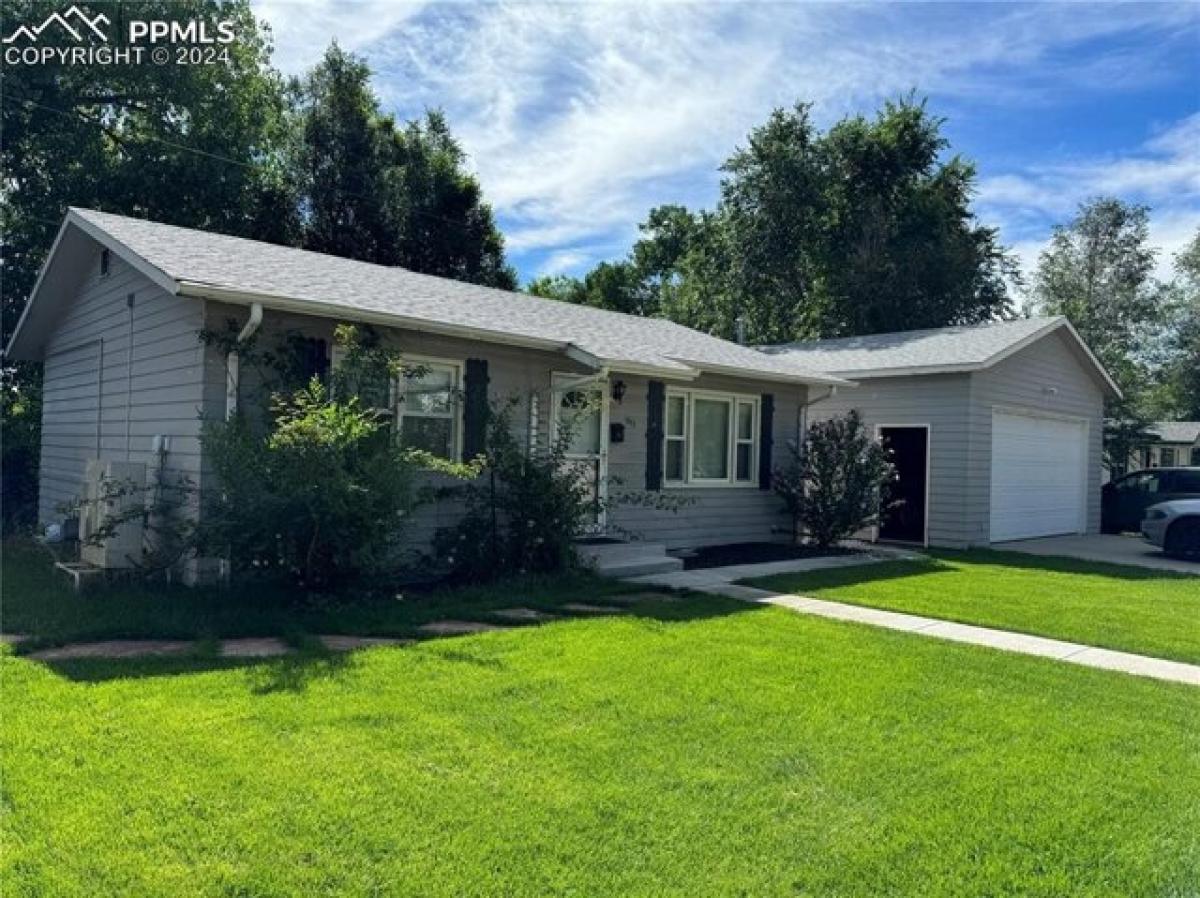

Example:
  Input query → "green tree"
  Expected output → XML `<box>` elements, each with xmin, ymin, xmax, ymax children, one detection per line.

<box><xmin>555</xmin><ymin>98</ymin><xmax>1014</xmax><ymax>343</ymax></box>
<box><xmin>1</xmin><ymin>0</ymin><xmax>295</xmax><ymax>336</ymax></box>
<box><xmin>294</xmin><ymin>45</ymin><xmax>516</xmax><ymax>288</ymax></box>
<box><xmin>1</xmin><ymin>0</ymin><xmax>294</xmax><ymax>530</ymax></box>
<box><xmin>293</xmin><ymin>43</ymin><xmax>394</xmax><ymax>263</ymax></box>
<box><xmin>1030</xmin><ymin>198</ymin><xmax>1169</xmax><ymax>474</ymax></box>
<box><xmin>1031</xmin><ymin>198</ymin><xmax>1163</xmax><ymax>390</ymax></box>
<box><xmin>1155</xmin><ymin>231</ymin><xmax>1200</xmax><ymax>419</ymax></box>
<box><xmin>526</xmin><ymin>261</ymin><xmax>646</xmax><ymax>314</ymax></box>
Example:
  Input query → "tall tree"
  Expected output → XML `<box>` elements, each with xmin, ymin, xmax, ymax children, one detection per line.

<box><xmin>1</xmin><ymin>0</ymin><xmax>294</xmax><ymax>336</ymax></box>
<box><xmin>293</xmin><ymin>43</ymin><xmax>394</xmax><ymax>263</ymax></box>
<box><xmin>1155</xmin><ymin>231</ymin><xmax>1200</xmax><ymax>419</ymax></box>
<box><xmin>1</xmin><ymin>0</ymin><xmax>293</xmax><ymax>530</ymax></box>
<box><xmin>1032</xmin><ymin>198</ymin><xmax>1162</xmax><ymax>390</ymax></box>
<box><xmin>1030</xmin><ymin>198</ymin><xmax>1168</xmax><ymax>474</ymax></box>
<box><xmin>294</xmin><ymin>46</ymin><xmax>516</xmax><ymax>288</ymax></box>
<box><xmin>543</xmin><ymin>98</ymin><xmax>1014</xmax><ymax>343</ymax></box>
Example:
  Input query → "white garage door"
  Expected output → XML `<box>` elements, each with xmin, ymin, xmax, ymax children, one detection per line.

<box><xmin>990</xmin><ymin>410</ymin><xmax>1087</xmax><ymax>542</ymax></box>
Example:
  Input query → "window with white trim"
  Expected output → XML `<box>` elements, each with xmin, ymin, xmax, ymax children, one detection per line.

<box><xmin>664</xmin><ymin>390</ymin><xmax>758</xmax><ymax>486</ymax></box>
<box><xmin>664</xmin><ymin>394</ymin><xmax>687</xmax><ymax>483</ymax></box>
<box><xmin>398</xmin><ymin>358</ymin><xmax>461</xmax><ymax>459</ymax></box>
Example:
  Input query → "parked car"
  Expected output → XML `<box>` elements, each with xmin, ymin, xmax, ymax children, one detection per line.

<box><xmin>1141</xmin><ymin>498</ymin><xmax>1200</xmax><ymax>560</ymax></box>
<box><xmin>1101</xmin><ymin>467</ymin><xmax>1200</xmax><ymax>533</ymax></box>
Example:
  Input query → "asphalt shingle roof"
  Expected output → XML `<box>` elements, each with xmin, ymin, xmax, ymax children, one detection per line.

<box><xmin>69</xmin><ymin>209</ymin><xmax>842</xmax><ymax>385</ymax></box>
<box><xmin>759</xmin><ymin>317</ymin><xmax>1067</xmax><ymax>375</ymax></box>
<box><xmin>1149</xmin><ymin>422</ymin><xmax>1200</xmax><ymax>444</ymax></box>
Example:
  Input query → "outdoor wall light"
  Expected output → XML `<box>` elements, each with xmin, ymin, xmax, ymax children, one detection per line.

<box><xmin>611</xmin><ymin>379</ymin><xmax>627</xmax><ymax>403</ymax></box>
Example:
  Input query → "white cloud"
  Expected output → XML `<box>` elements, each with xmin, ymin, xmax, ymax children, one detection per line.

<box><xmin>253</xmin><ymin>1</ymin><xmax>1199</xmax><ymax>277</ymax></box>
<box><xmin>254</xmin><ymin>0</ymin><xmax>429</xmax><ymax>75</ymax></box>
<box><xmin>535</xmin><ymin>249</ymin><xmax>592</xmax><ymax>278</ymax></box>
<box><xmin>980</xmin><ymin>112</ymin><xmax>1200</xmax><ymax>282</ymax></box>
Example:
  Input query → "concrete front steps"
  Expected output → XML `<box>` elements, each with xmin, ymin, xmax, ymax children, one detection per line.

<box><xmin>575</xmin><ymin>539</ymin><xmax>684</xmax><ymax>578</ymax></box>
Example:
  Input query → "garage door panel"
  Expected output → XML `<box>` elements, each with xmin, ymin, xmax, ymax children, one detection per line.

<box><xmin>990</xmin><ymin>411</ymin><xmax>1086</xmax><ymax>542</ymax></box>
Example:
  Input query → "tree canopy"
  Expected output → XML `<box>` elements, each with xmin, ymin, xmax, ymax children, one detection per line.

<box><xmin>532</xmin><ymin>98</ymin><xmax>1015</xmax><ymax>344</ymax></box>
<box><xmin>293</xmin><ymin>45</ymin><xmax>515</xmax><ymax>288</ymax></box>
<box><xmin>1027</xmin><ymin>197</ymin><xmax>1176</xmax><ymax>474</ymax></box>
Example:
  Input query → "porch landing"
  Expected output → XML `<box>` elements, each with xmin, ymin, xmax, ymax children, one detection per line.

<box><xmin>575</xmin><ymin>540</ymin><xmax>684</xmax><ymax>578</ymax></box>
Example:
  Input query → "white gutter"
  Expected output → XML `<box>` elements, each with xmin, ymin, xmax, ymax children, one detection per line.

<box><xmin>225</xmin><ymin>301</ymin><xmax>263</xmax><ymax>419</ymax></box>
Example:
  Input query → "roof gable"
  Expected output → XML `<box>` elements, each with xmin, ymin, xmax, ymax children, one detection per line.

<box><xmin>761</xmin><ymin>317</ymin><xmax>1121</xmax><ymax>398</ymax></box>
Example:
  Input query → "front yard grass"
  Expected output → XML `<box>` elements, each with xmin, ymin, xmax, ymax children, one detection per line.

<box><xmin>4</xmin><ymin>600</ymin><xmax>1198</xmax><ymax>897</ymax></box>
<box><xmin>744</xmin><ymin>548</ymin><xmax>1200</xmax><ymax>664</ymax></box>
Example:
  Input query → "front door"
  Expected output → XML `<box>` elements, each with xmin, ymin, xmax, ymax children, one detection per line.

<box><xmin>552</xmin><ymin>374</ymin><xmax>609</xmax><ymax>534</ymax></box>
<box><xmin>879</xmin><ymin>426</ymin><xmax>928</xmax><ymax>544</ymax></box>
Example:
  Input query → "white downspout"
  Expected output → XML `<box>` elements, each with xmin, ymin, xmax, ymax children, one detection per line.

<box><xmin>796</xmin><ymin>385</ymin><xmax>838</xmax><ymax>445</ymax></box>
<box><xmin>225</xmin><ymin>302</ymin><xmax>263</xmax><ymax>420</ymax></box>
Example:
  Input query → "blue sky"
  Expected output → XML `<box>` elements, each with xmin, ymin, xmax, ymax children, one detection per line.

<box><xmin>255</xmin><ymin>1</ymin><xmax>1200</xmax><ymax>286</ymax></box>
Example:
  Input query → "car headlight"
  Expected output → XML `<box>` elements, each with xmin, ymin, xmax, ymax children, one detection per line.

<box><xmin>1146</xmin><ymin>509</ymin><xmax>1168</xmax><ymax>521</ymax></box>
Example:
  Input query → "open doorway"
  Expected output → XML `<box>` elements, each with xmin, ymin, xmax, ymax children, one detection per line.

<box><xmin>878</xmin><ymin>426</ymin><xmax>929</xmax><ymax>544</ymax></box>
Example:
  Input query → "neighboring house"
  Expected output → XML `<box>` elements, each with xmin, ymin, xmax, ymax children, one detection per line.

<box><xmin>5</xmin><ymin>209</ymin><xmax>849</xmax><ymax>577</ymax></box>
<box><xmin>761</xmin><ymin>318</ymin><xmax>1122</xmax><ymax>548</ymax></box>
<box><xmin>1135</xmin><ymin>422</ymin><xmax>1200</xmax><ymax>470</ymax></box>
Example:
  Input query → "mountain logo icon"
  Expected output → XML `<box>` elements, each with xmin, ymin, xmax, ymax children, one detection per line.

<box><xmin>3</xmin><ymin>6</ymin><xmax>110</xmax><ymax>43</ymax></box>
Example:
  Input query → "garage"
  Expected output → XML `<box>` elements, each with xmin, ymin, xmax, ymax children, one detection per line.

<box><xmin>764</xmin><ymin>316</ymin><xmax>1118</xmax><ymax>548</ymax></box>
<box><xmin>989</xmin><ymin>410</ymin><xmax>1087</xmax><ymax>542</ymax></box>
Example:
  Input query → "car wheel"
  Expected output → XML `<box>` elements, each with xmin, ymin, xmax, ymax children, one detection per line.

<box><xmin>1164</xmin><ymin>517</ymin><xmax>1200</xmax><ymax>560</ymax></box>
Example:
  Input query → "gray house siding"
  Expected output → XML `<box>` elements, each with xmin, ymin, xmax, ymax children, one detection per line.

<box><xmin>965</xmin><ymin>328</ymin><xmax>1105</xmax><ymax>543</ymax></box>
<box><xmin>607</xmin><ymin>374</ymin><xmax>803</xmax><ymax>547</ymax></box>
<box><xmin>808</xmin><ymin>329</ymin><xmax>1105</xmax><ymax>548</ymax></box>
<box><xmin>38</xmin><ymin>251</ymin><xmax>207</xmax><ymax>526</ymax></box>
<box><xmin>204</xmin><ymin>305</ymin><xmax>801</xmax><ymax>552</ymax></box>
<box><xmin>808</xmin><ymin>374</ymin><xmax>974</xmax><ymax>548</ymax></box>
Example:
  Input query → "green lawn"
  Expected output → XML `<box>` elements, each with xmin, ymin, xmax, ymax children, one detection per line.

<box><xmin>4</xmin><ymin>542</ymin><xmax>1199</xmax><ymax>895</ymax></box>
<box><xmin>4</xmin><ymin>602</ymin><xmax>1199</xmax><ymax>896</ymax></box>
<box><xmin>745</xmin><ymin>549</ymin><xmax>1200</xmax><ymax>664</ymax></box>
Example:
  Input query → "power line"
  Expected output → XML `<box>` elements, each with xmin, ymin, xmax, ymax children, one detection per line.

<box><xmin>1</xmin><ymin>94</ymin><xmax>499</xmax><ymax>238</ymax></box>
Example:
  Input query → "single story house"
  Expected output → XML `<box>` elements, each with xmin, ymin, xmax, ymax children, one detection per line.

<box><xmin>760</xmin><ymin>317</ymin><xmax>1122</xmax><ymax>547</ymax></box>
<box><xmin>6</xmin><ymin>209</ymin><xmax>851</xmax><ymax>577</ymax></box>
<box><xmin>1136</xmin><ymin>422</ymin><xmax>1200</xmax><ymax>469</ymax></box>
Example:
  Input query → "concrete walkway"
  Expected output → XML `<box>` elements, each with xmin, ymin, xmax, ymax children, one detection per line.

<box><xmin>626</xmin><ymin>545</ymin><xmax>919</xmax><ymax>590</ymax></box>
<box><xmin>706</xmin><ymin>582</ymin><xmax>1200</xmax><ymax>686</ymax></box>
<box><xmin>998</xmin><ymin>533</ymin><xmax>1199</xmax><ymax>575</ymax></box>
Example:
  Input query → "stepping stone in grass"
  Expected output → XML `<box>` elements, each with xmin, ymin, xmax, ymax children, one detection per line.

<box><xmin>561</xmin><ymin>603</ymin><xmax>622</xmax><ymax>615</ymax></box>
<box><xmin>29</xmin><ymin>639</ymin><xmax>194</xmax><ymax>661</ymax></box>
<box><xmin>418</xmin><ymin>620</ymin><xmax>507</xmax><ymax>636</ymax></box>
<box><xmin>317</xmin><ymin>635</ymin><xmax>412</xmax><ymax>652</ymax></box>
<box><xmin>491</xmin><ymin>607</ymin><xmax>559</xmax><ymax>622</ymax></box>
<box><xmin>220</xmin><ymin>637</ymin><xmax>291</xmax><ymax>658</ymax></box>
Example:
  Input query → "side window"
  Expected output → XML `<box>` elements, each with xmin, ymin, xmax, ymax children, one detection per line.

<box><xmin>1172</xmin><ymin>470</ymin><xmax>1200</xmax><ymax>492</ymax></box>
<box><xmin>1122</xmin><ymin>472</ymin><xmax>1155</xmax><ymax>493</ymax></box>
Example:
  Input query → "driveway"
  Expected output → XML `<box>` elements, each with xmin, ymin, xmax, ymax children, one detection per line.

<box><xmin>999</xmin><ymin>533</ymin><xmax>1199</xmax><ymax>575</ymax></box>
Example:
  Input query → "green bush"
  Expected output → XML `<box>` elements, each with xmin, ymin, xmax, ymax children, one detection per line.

<box><xmin>774</xmin><ymin>410</ymin><xmax>895</xmax><ymax>548</ymax></box>
<box><xmin>433</xmin><ymin>398</ymin><xmax>594</xmax><ymax>581</ymax></box>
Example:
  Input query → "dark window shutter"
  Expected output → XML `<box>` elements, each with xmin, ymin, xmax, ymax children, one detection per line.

<box><xmin>646</xmin><ymin>380</ymin><xmax>665</xmax><ymax>490</ymax></box>
<box><xmin>462</xmin><ymin>358</ymin><xmax>489</xmax><ymax>461</ymax></box>
<box><xmin>758</xmin><ymin>393</ymin><xmax>774</xmax><ymax>490</ymax></box>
